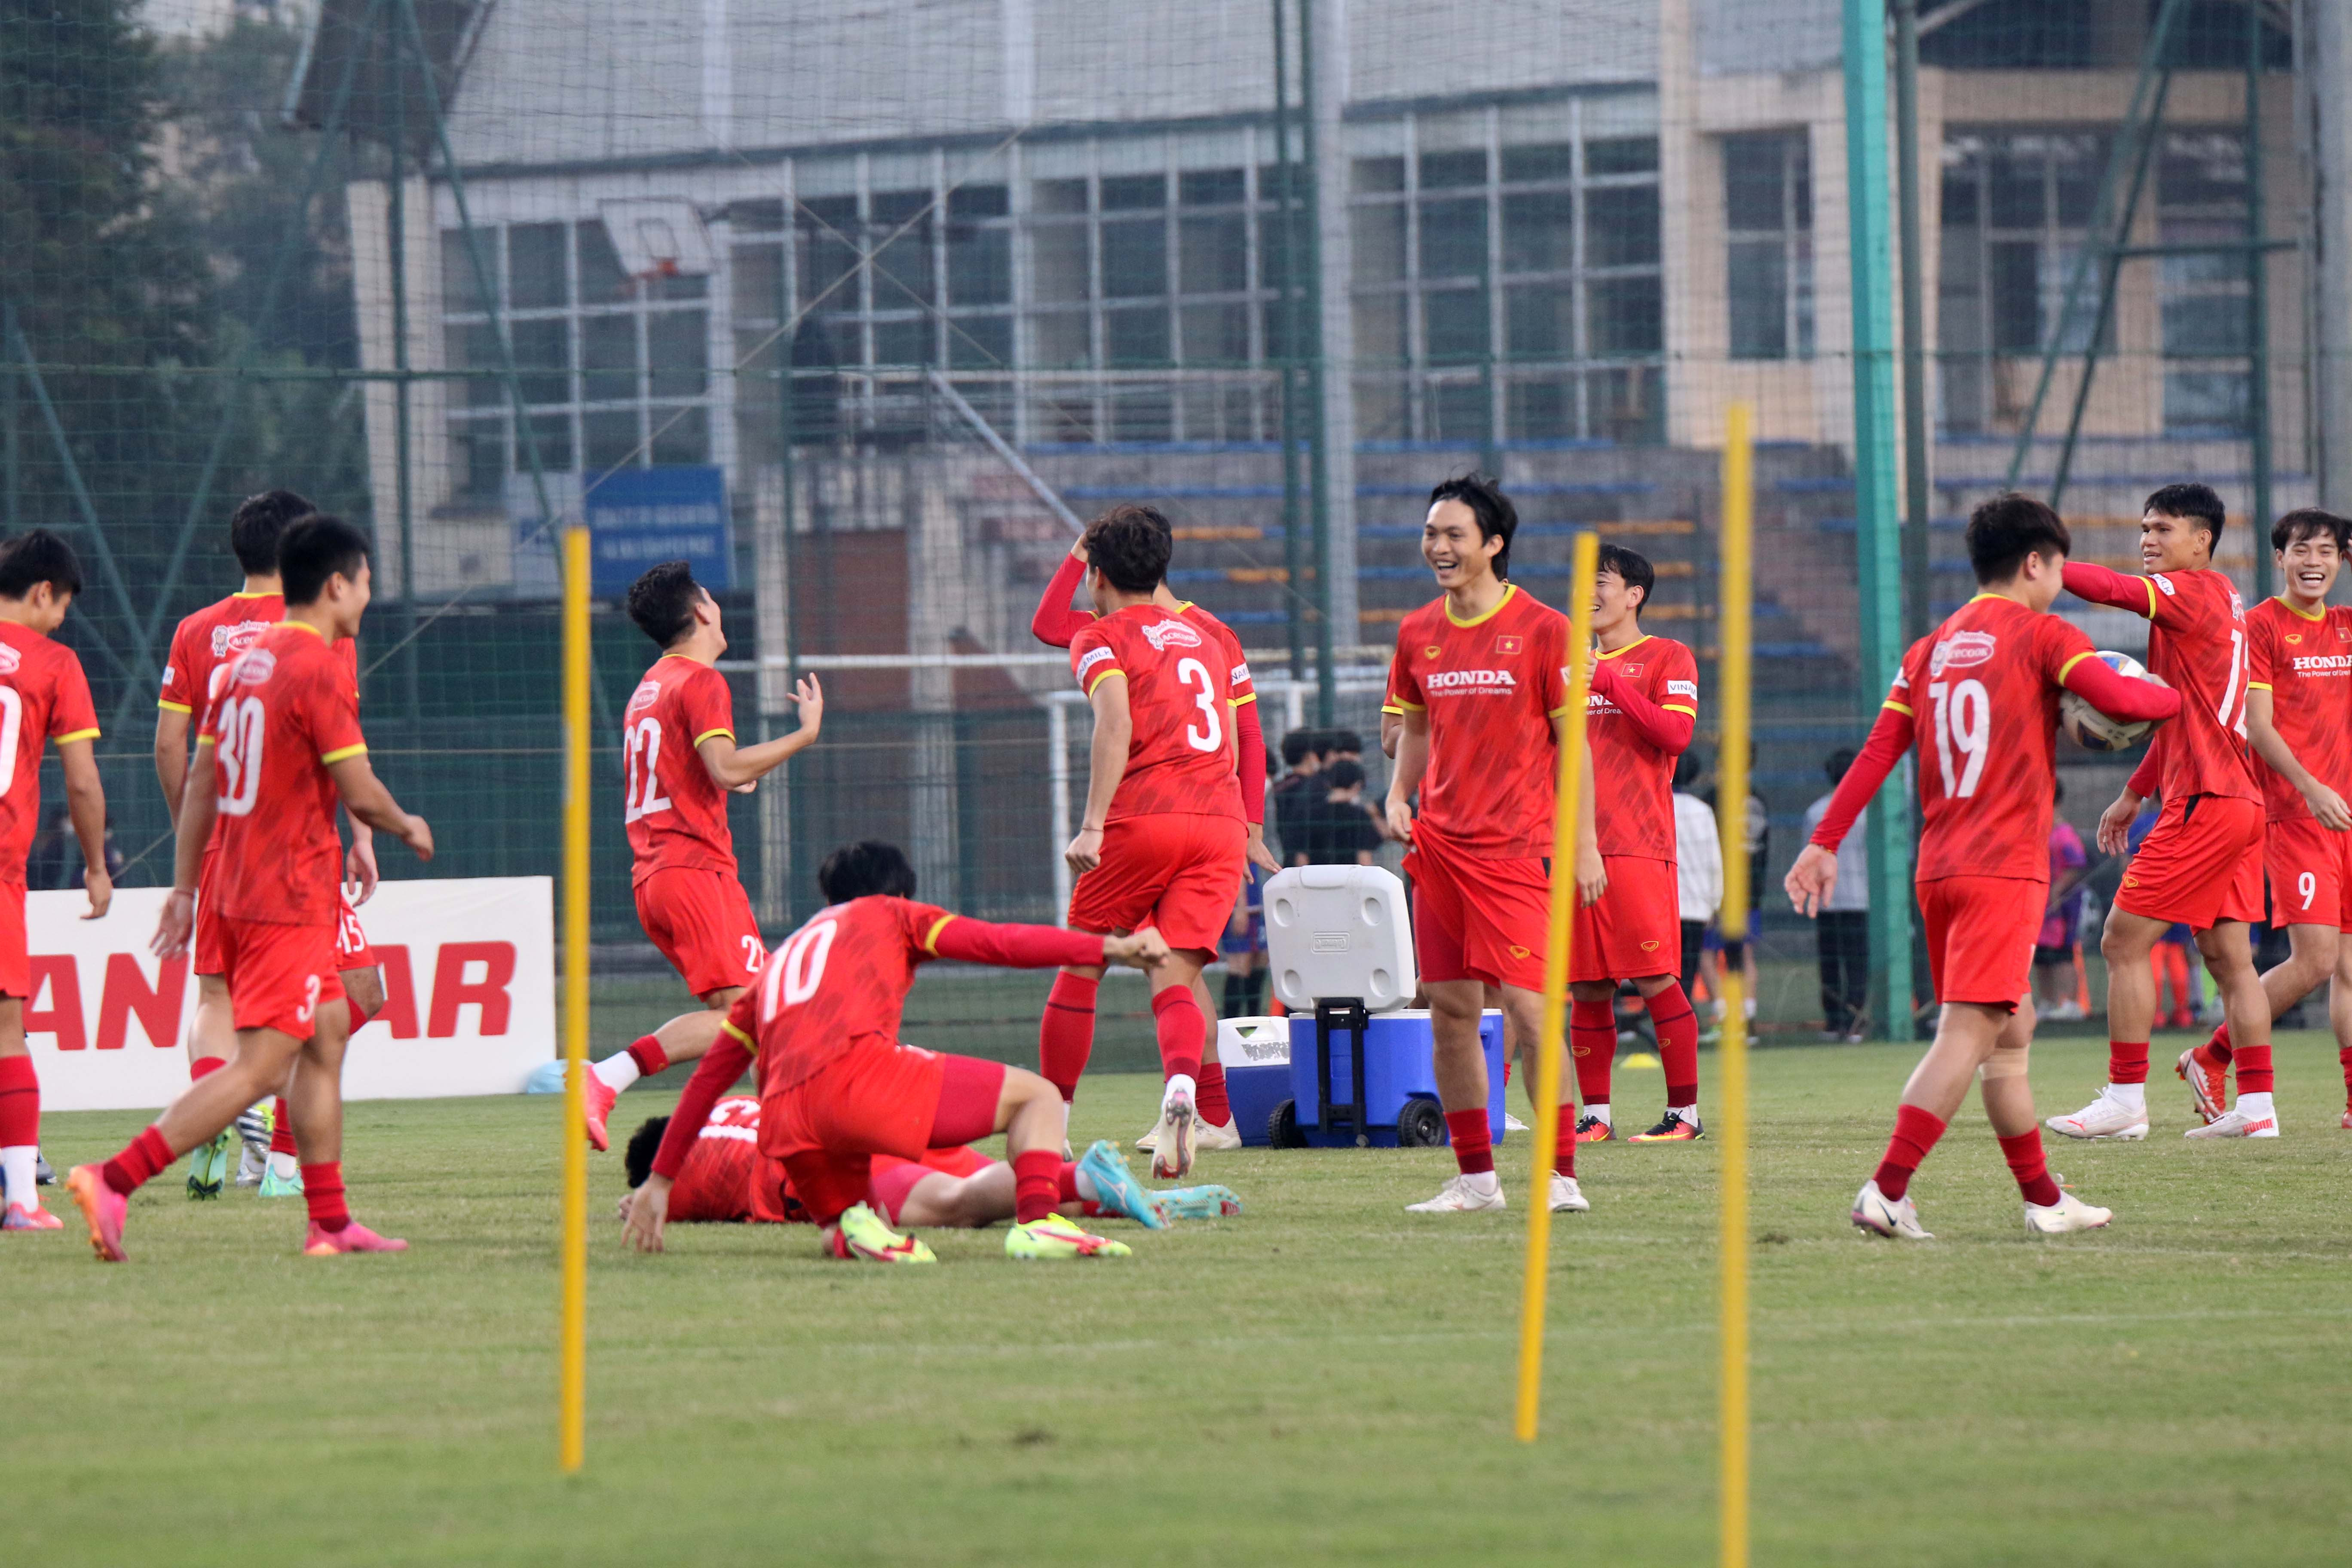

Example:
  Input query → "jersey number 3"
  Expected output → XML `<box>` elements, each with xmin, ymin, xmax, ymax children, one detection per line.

<box><xmin>1927</xmin><ymin>678</ymin><xmax>1990</xmax><ymax>800</ymax></box>
<box><xmin>1177</xmin><ymin>657</ymin><xmax>1222</xmax><ymax>753</ymax></box>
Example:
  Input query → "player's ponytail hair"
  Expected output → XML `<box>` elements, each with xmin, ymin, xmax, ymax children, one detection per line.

<box><xmin>817</xmin><ymin>840</ymin><xmax>919</xmax><ymax>903</ymax></box>
<box><xmin>1427</xmin><ymin>472</ymin><xmax>1517</xmax><ymax>580</ymax></box>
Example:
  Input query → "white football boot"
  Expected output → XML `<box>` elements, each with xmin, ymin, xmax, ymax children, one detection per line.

<box><xmin>2046</xmin><ymin>1088</ymin><xmax>2150</xmax><ymax>1141</ymax></box>
<box><xmin>2023</xmin><ymin>1190</ymin><xmax>2113</xmax><ymax>1234</ymax></box>
<box><xmin>2184</xmin><ymin>1105</ymin><xmax>2279</xmax><ymax>1139</ymax></box>
<box><xmin>1547</xmin><ymin>1174</ymin><xmax>1589</xmax><ymax>1213</ymax></box>
<box><xmin>1150</xmin><ymin>1079</ymin><xmax>1197</xmax><ymax>1179</ymax></box>
<box><xmin>1405</xmin><ymin>1173</ymin><xmax>1506</xmax><ymax>1213</ymax></box>
<box><xmin>1850</xmin><ymin>1179</ymin><xmax>1933</xmax><ymax>1240</ymax></box>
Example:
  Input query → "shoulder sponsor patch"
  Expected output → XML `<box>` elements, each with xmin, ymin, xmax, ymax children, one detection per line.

<box><xmin>1230</xmin><ymin>661</ymin><xmax>1251</xmax><ymax>685</ymax></box>
<box><xmin>1076</xmin><ymin>646</ymin><xmax>1117</xmax><ymax>679</ymax></box>
<box><xmin>1666</xmin><ymin>679</ymin><xmax>1698</xmax><ymax>698</ymax></box>
<box><xmin>2152</xmin><ymin>573</ymin><xmax>2177</xmax><ymax>597</ymax></box>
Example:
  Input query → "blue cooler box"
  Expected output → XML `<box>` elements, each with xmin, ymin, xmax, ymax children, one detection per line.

<box><xmin>1282</xmin><ymin>1008</ymin><xmax>1507</xmax><ymax>1148</ymax></box>
<box><xmin>1218</xmin><ymin>1017</ymin><xmax>1296</xmax><ymax>1147</ymax></box>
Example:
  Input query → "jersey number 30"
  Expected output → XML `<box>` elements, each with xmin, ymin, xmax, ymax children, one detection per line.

<box><xmin>214</xmin><ymin>694</ymin><xmax>268</xmax><ymax>816</ymax></box>
<box><xmin>1927</xmin><ymin>678</ymin><xmax>1990</xmax><ymax>800</ymax></box>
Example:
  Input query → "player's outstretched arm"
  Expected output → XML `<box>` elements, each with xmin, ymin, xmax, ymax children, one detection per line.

<box><xmin>1029</xmin><ymin>543</ymin><xmax>1094</xmax><ymax>649</ymax></box>
<box><xmin>153</xmin><ymin>741</ymin><xmax>220</xmax><ymax>958</ymax></box>
<box><xmin>2245</xmin><ymin>688</ymin><xmax>2352</xmax><ymax>830</ymax></box>
<box><xmin>1383</xmin><ymin>708</ymin><xmax>1429</xmax><ymax>842</ymax></box>
<box><xmin>1790</xmin><ymin>700</ymin><xmax>1914</xmax><ymax>916</ymax></box>
<box><xmin>927</xmin><ymin>917</ymin><xmax>1167</xmax><ymax>972</ymax></box>
<box><xmin>2060</xmin><ymin>560</ymin><xmax>2156</xmax><ymax>618</ymax></box>
<box><xmin>1066</xmin><ymin>673</ymin><xmax>1132</xmax><ymax>873</ymax></box>
<box><xmin>57</xmin><ymin>736</ymin><xmax>110</xmax><ymax>920</ymax></box>
<box><xmin>2059</xmin><ymin>653</ymin><xmax>2179</xmax><ymax>725</ymax></box>
<box><xmin>327</xmin><ymin>753</ymin><xmax>433</xmax><ymax>863</ymax></box>
<box><xmin>631</xmin><ymin>1031</ymin><xmax>756</xmax><ymax>1253</ymax></box>
<box><xmin>698</xmin><ymin>674</ymin><xmax>824</xmax><ymax>790</ymax></box>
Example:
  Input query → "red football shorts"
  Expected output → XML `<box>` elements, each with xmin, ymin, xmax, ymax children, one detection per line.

<box><xmin>1404</xmin><ymin>833</ymin><xmax>1552</xmax><ymax>994</ymax></box>
<box><xmin>2116</xmin><ymin>793</ymin><xmax>2264</xmax><ymax>930</ymax></box>
<box><xmin>2263</xmin><ymin>814</ymin><xmax>2352</xmax><ymax>932</ymax></box>
<box><xmin>1916</xmin><ymin>875</ymin><xmax>2043</xmax><ymax>1011</ymax></box>
<box><xmin>1571</xmin><ymin>854</ymin><xmax>1680</xmax><ymax>983</ymax></box>
<box><xmin>0</xmin><ymin>880</ymin><xmax>25</xmax><ymax>999</ymax></box>
<box><xmin>634</xmin><ymin>866</ymin><xmax>764</xmax><ymax>998</ymax></box>
<box><xmin>335</xmin><ymin>892</ymin><xmax>377</xmax><ymax>971</ymax></box>
<box><xmin>763</xmin><ymin>1040</ymin><xmax>1005</xmax><ymax>1225</ymax></box>
<box><xmin>217</xmin><ymin>917</ymin><xmax>345</xmax><ymax>1041</ymax></box>
<box><xmin>1066</xmin><ymin>812</ymin><xmax>1245</xmax><ymax>955</ymax></box>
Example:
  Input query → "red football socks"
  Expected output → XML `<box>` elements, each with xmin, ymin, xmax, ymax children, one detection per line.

<box><xmin>1997</xmin><ymin>1129</ymin><xmax>2063</xmax><ymax>1208</ymax></box>
<box><xmin>1445</xmin><ymin>1109</ymin><xmax>1494</xmax><ymax>1177</ymax></box>
<box><xmin>1151</xmin><ymin>986</ymin><xmax>1204</xmax><ymax>1085</ymax></box>
<box><xmin>2204</xmin><ymin>1023</ymin><xmax>2233</xmax><ymax>1066</ymax></box>
<box><xmin>868</xmin><ymin>1161</ymin><xmax>929</xmax><ymax>1226</ymax></box>
<box><xmin>2340</xmin><ymin>1046</ymin><xmax>2352</xmax><ymax>1106</ymax></box>
<box><xmin>1038</xmin><ymin>973</ymin><xmax>1099</xmax><ymax>1102</ymax></box>
<box><xmin>1011</xmin><ymin>1149</ymin><xmax>1060</xmax><ymax>1223</ymax></box>
<box><xmin>2107</xmin><ymin>1039</ymin><xmax>2150</xmax><ymax>1086</ymax></box>
<box><xmin>1552</xmin><ymin>1106</ymin><xmax>1577</xmax><ymax>1177</ymax></box>
<box><xmin>302</xmin><ymin>1162</ymin><xmax>349</xmax><ymax>1232</ymax></box>
<box><xmin>1871</xmin><ymin>1104</ymin><xmax>1948</xmax><ymax>1202</ymax></box>
<box><xmin>190</xmin><ymin>1056</ymin><xmax>226</xmax><ymax>1082</ymax></box>
<box><xmin>1054</xmin><ymin>1162</ymin><xmax>1102</xmax><ymax>1218</ymax></box>
<box><xmin>625</xmin><ymin>1035</ymin><xmax>670</xmax><ymax>1078</ymax></box>
<box><xmin>102</xmin><ymin>1125</ymin><xmax>176</xmax><ymax>1196</ymax></box>
<box><xmin>1197</xmin><ymin>1060</ymin><xmax>1231</xmax><ymax>1128</ymax></box>
<box><xmin>0</xmin><ymin>1056</ymin><xmax>37</xmax><ymax>1148</ymax></box>
<box><xmin>1648</xmin><ymin>983</ymin><xmax>1701</xmax><ymax>1108</ymax></box>
<box><xmin>2234</xmin><ymin>1043</ymin><xmax>2275</xmax><ymax>1094</ymax></box>
<box><xmin>270</xmin><ymin>1097</ymin><xmax>298</xmax><ymax>1157</ymax></box>
<box><xmin>1570</xmin><ymin>999</ymin><xmax>1616</xmax><ymax>1107</ymax></box>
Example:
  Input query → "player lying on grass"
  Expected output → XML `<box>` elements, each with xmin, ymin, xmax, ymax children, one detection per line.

<box><xmin>621</xmin><ymin>1099</ymin><xmax>1242</xmax><ymax>1229</ymax></box>
<box><xmin>1029</xmin><ymin>507</ymin><xmax>1278</xmax><ymax>1164</ymax></box>
<box><xmin>623</xmin><ymin>840</ymin><xmax>1170</xmax><ymax>1263</ymax></box>
<box><xmin>2049</xmin><ymin>484</ymin><xmax>2273</xmax><ymax>1142</ymax></box>
<box><xmin>1570</xmin><ymin>543</ymin><xmax>1704</xmax><ymax>1145</ymax></box>
<box><xmin>156</xmin><ymin>488</ymin><xmax>389</xmax><ymax>1201</ymax></box>
<box><xmin>0</xmin><ymin>531</ymin><xmax>110</xmax><ymax>1233</ymax></box>
<box><xmin>1382</xmin><ymin>473</ymin><xmax>1600</xmax><ymax>1215</ymax></box>
<box><xmin>1788</xmin><ymin>494</ymin><xmax>2179</xmax><ymax>1239</ymax></box>
<box><xmin>582</xmin><ymin>560</ymin><xmax>824</xmax><ymax>1152</ymax></box>
<box><xmin>2175</xmin><ymin>508</ymin><xmax>2352</xmax><ymax>1133</ymax></box>
<box><xmin>71</xmin><ymin>516</ymin><xmax>434</xmax><ymax>1261</ymax></box>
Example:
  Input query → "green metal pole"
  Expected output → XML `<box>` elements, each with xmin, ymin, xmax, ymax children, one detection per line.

<box><xmin>1843</xmin><ymin>0</ymin><xmax>1913</xmax><ymax>1040</ymax></box>
<box><xmin>1298</xmin><ymin>0</ymin><xmax>1337</xmax><ymax>725</ymax></box>
<box><xmin>2</xmin><ymin>301</ymin><xmax>16</xmax><ymax>535</ymax></box>
<box><xmin>1893</xmin><ymin>0</ymin><xmax>1931</xmax><ymax>646</ymax></box>
<box><xmin>388</xmin><ymin>12</ymin><xmax>423</xmax><ymax>726</ymax></box>
<box><xmin>2246</xmin><ymin>3</ymin><xmax>2273</xmax><ymax>599</ymax></box>
<box><xmin>1271</xmin><ymin>0</ymin><xmax>1305</xmax><ymax>685</ymax></box>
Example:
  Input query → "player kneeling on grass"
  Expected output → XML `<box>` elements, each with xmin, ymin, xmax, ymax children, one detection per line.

<box><xmin>624</xmin><ymin>841</ymin><xmax>1170</xmax><ymax>1263</ymax></box>
<box><xmin>620</xmin><ymin>1099</ymin><xmax>1241</xmax><ymax>1231</ymax></box>
<box><xmin>73</xmin><ymin>516</ymin><xmax>434</xmax><ymax>1261</ymax></box>
<box><xmin>1787</xmin><ymin>494</ymin><xmax>2179</xmax><ymax>1239</ymax></box>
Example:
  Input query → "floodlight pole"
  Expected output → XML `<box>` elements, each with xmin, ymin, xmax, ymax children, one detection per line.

<box><xmin>1271</xmin><ymin>0</ymin><xmax>1307</xmax><ymax>686</ymax></box>
<box><xmin>388</xmin><ymin>7</ymin><xmax>423</xmax><ymax>726</ymax></box>
<box><xmin>1892</xmin><ymin>0</ymin><xmax>1931</xmax><ymax>648</ymax></box>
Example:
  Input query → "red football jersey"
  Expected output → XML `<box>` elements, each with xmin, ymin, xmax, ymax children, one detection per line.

<box><xmin>2138</xmin><ymin>568</ymin><xmax>2260</xmax><ymax>804</ymax></box>
<box><xmin>1587</xmin><ymin>633</ymin><xmax>1698</xmax><ymax>861</ymax></box>
<box><xmin>2245</xmin><ymin>597</ymin><xmax>2352</xmax><ymax>821</ymax></box>
<box><xmin>1883</xmin><ymin>595</ymin><xmax>2095</xmax><ymax>882</ymax></box>
<box><xmin>0</xmin><ymin>622</ymin><xmax>100</xmax><ymax>879</ymax></box>
<box><xmin>667</xmin><ymin>1096</ymin><xmax>794</xmax><ymax>1223</ymax></box>
<box><xmin>723</xmin><ymin>895</ymin><xmax>960</xmax><ymax>1097</ymax></box>
<box><xmin>1383</xmin><ymin>585</ymin><xmax>1571</xmax><ymax>859</ymax></box>
<box><xmin>1068</xmin><ymin>606</ymin><xmax>1244</xmax><ymax>823</ymax></box>
<box><xmin>198</xmin><ymin>622</ymin><xmax>367</xmax><ymax>924</ymax></box>
<box><xmin>162</xmin><ymin>591</ymin><xmax>361</xmax><ymax>716</ymax></box>
<box><xmin>622</xmin><ymin>655</ymin><xmax>738</xmax><ymax>885</ymax></box>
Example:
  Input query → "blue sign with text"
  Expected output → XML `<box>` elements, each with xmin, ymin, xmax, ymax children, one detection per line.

<box><xmin>583</xmin><ymin>466</ymin><xmax>730</xmax><ymax>595</ymax></box>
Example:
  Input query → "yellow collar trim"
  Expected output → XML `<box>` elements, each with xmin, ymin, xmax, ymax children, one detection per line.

<box><xmin>231</xmin><ymin>590</ymin><xmax>276</xmax><ymax>599</ymax></box>
<box><xmin>1445</xmin><ymin>582</ymin><xmax>1518</xmax><ymax>629</ymax></box>
<box><xmin>279</xmin><ymin>619</ymin><xmax>325</xmax><ymax>640</ymax></box>
<box><xmin>2275</xmin><ymin>594</ymin><xmax>2327</xmax><ymax>622</ymax></box>
<box><xmin>1596</xmin><ymin>633</ymin><xmax>1654</xmax><ymax>661</ymax></box>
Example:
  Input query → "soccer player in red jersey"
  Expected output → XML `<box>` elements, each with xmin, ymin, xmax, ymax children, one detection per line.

<box><xmin>580</xmin><ymin>560</ymin><xmax>824</xmax><ymax>1152</ymax></box>
<box><xmin>623</xmin><ymin>841</ymin><xmax>1167</xmax><ymax>1262</ymax></box>
<box><xmin>1382</xmin><ymin>474</ymin><xmax>1602</xmax><ymax>1216</ymax></box>
<box><xmin>1054</xmin><ymin>508</ymin><xmax>1258</xmax><ymax>1179</ymax></box>
<box><xmin>154</xmin><ymin>489</ymin><xmax>386</xmax><ymax>1199</ymax></box>
<box><xmin>620</xmin><ymin>1099</ymin><xmax>1236</xmax><ymax>1230</ymax></box>
<box><xmin>1028</xmin><ymin>507</ymin><xmax>1279</xmax><ymax>1154</ymax></box>
<box><xmin>70</xmin><ymin>517</ymin><xmax>435</xmax><ymax>1261</ymax></box>
<box><xmin>1568</xmin><ymin>543</ymin><xmax>1703</xmax><ymax>1145</ymax></box>
<box><xmin>2049</xmin><ymin>484</ymin><xmax>2271</xmax><ymax>1142</ymax></box>
<box><xmin>1786</xmin><ymin>496</ymin><xmax>2179</xmax><ymax>1237</ymax></box>
<box><xmin>2175</xmin><ymin>508</ymin><xmax>2352</xmax><ymax>1132</ymax></box>
<box><xmin>0</xmin><ymin>532</ymin><xmax>110</xmax><ymax>1232</ymax></box>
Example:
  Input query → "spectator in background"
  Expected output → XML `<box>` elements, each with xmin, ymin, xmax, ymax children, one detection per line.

<box><xmin>1705</xmin><ymin>744</ymin><xmax>1768</xmax><ymax>1026</ymax></box>
<box><xmin>2034</xmin><ymin>779</ymin><xmax>2092</xmax><ymax>1020</ymax></box>
<box><xmin>1325</xmin><ymin>729</ymin><xmax>1363</xmax><ymax>764</ymax></box>
<box><xmin>1672</xmin><ymin>750</ymin><xmax>1722</xmax><ymax>1002</ymax></box>
<box><xmin>1304</xmin><ymin>759</ymin><xmax>1387</xmax><ymax>866</ymax></box>
<box><xmin>1272</xmin><ymin>729</ymin><xmax>1327</xmax><ymax>866</ymax></box>
<box><xmin>1801</xmin><ymin>748</ymin><xmax>1869</xmax><ymax>1041</ymax></box>
<box><xmin>1219</xmin><ymin>749</ymin><xmax>1280</xmax><ymax>1018</ymax></box>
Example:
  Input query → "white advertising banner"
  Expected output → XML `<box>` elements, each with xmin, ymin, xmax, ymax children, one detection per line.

<box><xmin>26</xmin><ymin>877</ymin><xmax>554</xmax><ymax>1112</ymax></box>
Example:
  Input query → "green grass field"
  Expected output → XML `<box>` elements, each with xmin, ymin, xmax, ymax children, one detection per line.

<box><xmin>12</xmin><ymin>1034</ymin><xmax>2352</xmax><ymax>1567</ymax></box>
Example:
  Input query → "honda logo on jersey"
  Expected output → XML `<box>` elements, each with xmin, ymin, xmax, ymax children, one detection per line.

<box><xmin>1929</xmin><ymin>630</ymin><xmax>1995</xmax><ymax>675</ymax></box>
<box><xmin>1424</xmin><ymin>668</ymin><xmax>1519</xmax><ymax>692</ymax></box>
<box><xmin>1140</xmin><ymin>620</ymin><xmax>1204</xmax><ymax>651</ymax></box>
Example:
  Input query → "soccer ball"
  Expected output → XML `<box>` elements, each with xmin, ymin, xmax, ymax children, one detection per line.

<box><xmin>2060</xmin><ymin>651</ymin><xmax>2156</xmax><ymax>752</ymax></box>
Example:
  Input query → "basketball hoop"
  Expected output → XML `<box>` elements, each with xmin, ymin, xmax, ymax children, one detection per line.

<box><xmin>597</xmin><ymin>198</ymin><xmax>714</xmax><ymax>285</ymax></box>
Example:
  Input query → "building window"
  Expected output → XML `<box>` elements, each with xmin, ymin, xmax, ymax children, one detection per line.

<box><xmin>1349</xmin><ymin>120</ymin><xmax>1663</xmax><ymax>445</ymax></box>
<box><xmin>1936</xmin><ymin>129</ymin><xmax>2108</xmax><ymax>432</ymax></box>
<box><xmin>2158</xmin><ymin>129</ymin><xmax>2252</xmax><ymax>436</ymax></box>
<box><xmin>441</xmin><ymin>218</ymin><xmax>712</xmax><ymax>501</ymax></box>
<box><xmin>1723</xmin><ymin>132</ymin><xmax>1813</xmax><ymax>361</ymax></box>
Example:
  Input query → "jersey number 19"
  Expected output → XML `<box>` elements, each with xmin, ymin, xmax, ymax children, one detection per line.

<box><xmin>1928</xmin><ymin>678</ymin><xmax>1989</xmax><ymax>800</ymax></box>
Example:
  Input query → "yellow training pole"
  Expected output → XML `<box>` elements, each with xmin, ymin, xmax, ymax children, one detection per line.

<box><xmin>559</xmin><ymin>525</ymin><xmax>591</xmax><ymax>1475</ymax></box>
<box><xmin>1717</xmin><ymin>404</ymin><xmax>1755</xmax><ymax>1566</ymax></box>
<box><xmin>1513</xmin><ymin>528</ymin><xmax>1599</xmax><ymax>1443</ymax></box>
